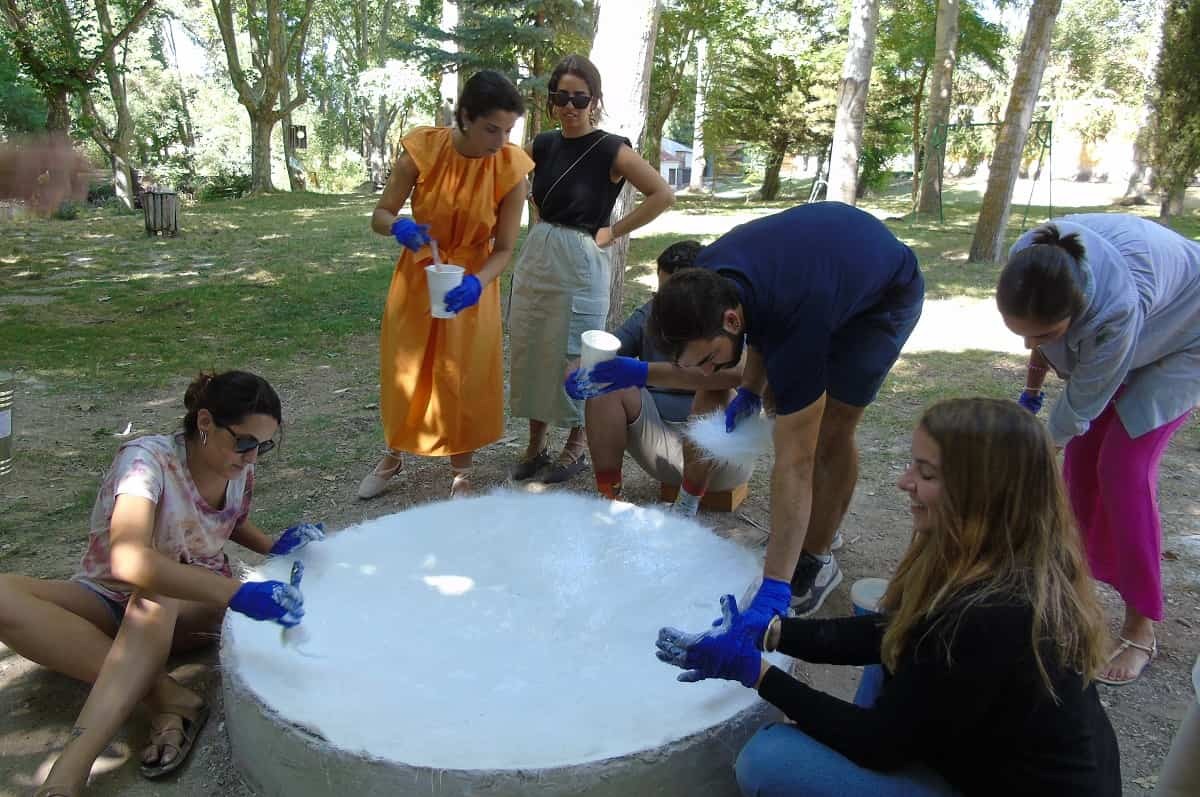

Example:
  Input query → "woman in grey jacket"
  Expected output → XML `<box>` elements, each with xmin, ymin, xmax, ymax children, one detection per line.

<box><xmin>997</xmin><ymin>213</ymin><xmax>1200</xmax><ymax>686</ymax></box>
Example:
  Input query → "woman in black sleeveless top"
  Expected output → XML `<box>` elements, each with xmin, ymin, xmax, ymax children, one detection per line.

<box><xmin>507</xmin><ymin>54</ymin><xmax>674</xmax><ymax>483</ymax></box>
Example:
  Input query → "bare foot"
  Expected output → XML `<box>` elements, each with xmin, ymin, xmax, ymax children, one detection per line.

<box><xmin>141</xmin><ymin>678</ymin><xmax>205</xmax><ymax>769</ymax></box>
<box><xmin>451</xmin><ymin>471</ymin><xmax>472</xmax><ymax>498</ymax></box>
<box><xmin>1101</xmin><ymin>632</ymin><xmax>1156</xmax><ymax>684</ymax></box>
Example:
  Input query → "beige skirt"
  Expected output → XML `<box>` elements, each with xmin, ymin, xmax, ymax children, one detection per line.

<box><xmin>507</xmin><ymin>222</ymin><xmax>611</xmax><ymax>428</ymax></box>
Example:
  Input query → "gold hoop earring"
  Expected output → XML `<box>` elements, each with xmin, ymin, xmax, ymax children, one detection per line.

<box><xmin>201</xmin><ymin>431</ymin><xmax>207</xmax><ymax>446</ymax></box>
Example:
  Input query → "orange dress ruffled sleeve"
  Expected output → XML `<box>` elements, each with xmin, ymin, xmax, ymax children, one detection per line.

<box><xmin>378</xmin><ymin>127</ymin><xmax>533</xmax><ymax>456</ymax></box>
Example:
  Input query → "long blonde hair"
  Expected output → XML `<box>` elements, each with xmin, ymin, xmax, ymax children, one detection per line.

<box><xmin>879</xmin><ymin>398</ymin><xmax>1106</xmax><ymax>699</ymax></box>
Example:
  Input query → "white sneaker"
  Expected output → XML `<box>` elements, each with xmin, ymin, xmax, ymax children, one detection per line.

<box><xmin>790</xmin><ymin>553</ymin><xmax>843</xmax><ymax>618</ymax></box>
<box><xmin>357</xmin><ymin>453</ymin><xmax>403</xmax><ymax>500</ymax></box>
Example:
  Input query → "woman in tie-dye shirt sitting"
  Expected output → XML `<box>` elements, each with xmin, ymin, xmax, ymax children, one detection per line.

<box><xmin>0</xmin><ymin>370</ymin><xmax>324</xmax><ymax>795</ymax></box>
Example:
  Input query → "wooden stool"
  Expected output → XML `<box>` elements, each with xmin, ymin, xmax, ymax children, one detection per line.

<box><xmin>659</xmin><ymin>482</ymin><xmax>749</xmax><ymax>512</ymax></box>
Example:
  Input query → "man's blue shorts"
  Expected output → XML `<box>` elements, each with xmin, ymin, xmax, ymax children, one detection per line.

<box><xmin>826</xmin><ymin>270</ymin><xmax>925</xmax><ymax>408</ymax></box>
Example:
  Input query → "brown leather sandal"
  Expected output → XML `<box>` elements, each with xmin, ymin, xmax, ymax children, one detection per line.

<box><xmin>139</xmin><ymin>699</ymin><xmax>210</xmax><ymax>779</ymax></box>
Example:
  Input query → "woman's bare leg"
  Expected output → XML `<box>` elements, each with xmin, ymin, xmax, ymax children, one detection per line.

<box><xmin>0</xmin><ymin>575</ymin><xmax>119</xmax><ymax>682</ymax></box>
<box><xmin>42</xmin><ymin>592</ymin><xmax>186</xmax><ymax>790</ymax></box>
<box><xmin>526</xmin><ymin>419</ymin><xmax>549</xmax><ymax>459</ymax></box>
<box><xmin>450</xmin><ymin>451</ymin><xmax>475</xmax><ymax>497</ymax></box>
<box><xmin>0</xmin><ymin>575</ymin><xmax>222</xmax><ymax>786</ymax></box>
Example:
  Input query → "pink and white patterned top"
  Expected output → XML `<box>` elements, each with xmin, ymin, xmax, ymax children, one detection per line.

<box><xmin>74</xmin><ymin>433</ymin><xmax>252</xmax><ymax>602</ymax></box>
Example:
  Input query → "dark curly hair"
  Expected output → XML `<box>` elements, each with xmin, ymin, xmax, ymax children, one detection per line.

<box><xmin>182</xmin><ymin>370</ymin><xmax>282</xmax><ymax>439</ymax></box>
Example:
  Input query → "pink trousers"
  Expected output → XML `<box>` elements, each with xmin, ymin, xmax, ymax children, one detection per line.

<box><xmin>1063</xmin><ymin>400</ymin><xmax>1191</xmax><ymax>621</ymax></box>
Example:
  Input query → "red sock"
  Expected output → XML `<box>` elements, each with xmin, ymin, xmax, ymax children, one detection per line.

<box><xmin>596</xmin><ymin>469</ymin><xmax>622</xmax><ymax>499</ymax></box>
<box><xmin>682</xmin><ymin>478</ymin><xmax>707</xmax><ymax>498</ymax></box>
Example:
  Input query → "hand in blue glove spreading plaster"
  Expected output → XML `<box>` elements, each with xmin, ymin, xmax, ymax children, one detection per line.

<box><xmin>737</xmin><ymin>577</ymin><xmax>791</xmax><ymax>649</ymax></box>
<box><xmin>229</xmin><ymin>580</ymin><xmax>304</xmax><ymax>627</ymax></box>
<box><xmin>656</xmin><ymin>594</ymin><xmax>762</xmax><ymax>688</ymax></box>
<box><xmin>269</xmin><ymin>522</ymin><xmax>325</xmax><ymax>556</ymax></box>
<box><xmin>725</xmin><ymin>387</ymin><xmax>762</xmax><ymax>433</ymax></box>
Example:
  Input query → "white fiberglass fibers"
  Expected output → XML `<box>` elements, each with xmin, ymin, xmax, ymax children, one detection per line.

<box><xmin>684</xmin><ymin>411</ymin><xmax>773</xmax><ymax>470</ymax></box>
<box><xmin>226</xmin><ymin>491</ymin><xmax>780</xmax><ymax>770</ymax></box>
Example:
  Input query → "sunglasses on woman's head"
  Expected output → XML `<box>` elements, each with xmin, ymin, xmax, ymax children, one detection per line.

<box><xmin>549</xmin><ymin>91</ymin><xmax>592</xmax><ymax>109</ymax></box>
<box><xmin>214</xmin><ymin>422</ymin><xmax>276</xmax><ymax>455</ymax></box>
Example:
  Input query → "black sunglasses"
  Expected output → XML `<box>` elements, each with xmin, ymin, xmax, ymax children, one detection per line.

<box><xmin>215</xmin><ymin>422</ymin><xmax>276</xmax><ymax>456</ymax></box>
<box><xmin>549</xmin><ymin>90</ymin><xmax>592</xmax><ymax>110</ymax></box>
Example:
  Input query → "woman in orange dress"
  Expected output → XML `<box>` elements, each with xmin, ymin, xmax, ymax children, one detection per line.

<box><xmin>357</xmin><ymin>71</ymin><xmax>533</xmax><ymax>499</ymax></box>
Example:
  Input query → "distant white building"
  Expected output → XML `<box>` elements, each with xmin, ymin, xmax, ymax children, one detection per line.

<box><xmin>659</xmin><ymin>138</ymin><xmax>692</xmax><ymax>189</ymax></box>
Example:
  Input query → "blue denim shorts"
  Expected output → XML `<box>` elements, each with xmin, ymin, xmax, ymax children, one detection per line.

<box><xmin>74</xmin><ymin>577</ymin><xmax>128</xmax><ymax>625</ymax></box>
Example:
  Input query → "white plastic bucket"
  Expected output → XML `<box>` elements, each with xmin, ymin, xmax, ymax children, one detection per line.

<box><xmin>425</xmin><ymin>264</ymin><xmax>465</xmax><ymax>319</ymax></box>
<box><xmin>850</xmin><ymin>577</ymin><xmax>889</xmax><ymax>616</ymax></box>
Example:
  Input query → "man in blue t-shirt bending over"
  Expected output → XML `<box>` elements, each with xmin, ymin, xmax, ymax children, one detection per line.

<box><xmin>648</xmin><ymin>202</ymin><xmax>924</xmax><ymax>635</ymax></box>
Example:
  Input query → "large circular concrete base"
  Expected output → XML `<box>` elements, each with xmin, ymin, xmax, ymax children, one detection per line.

<box><xmin>221</xmin><ymin>652</ymin><xmax>778</xmax><ymax>797</ymax></box>
<box><xmin>220</xmin><ymin>493</ymin><xmax>782</xmax><ymax>796</ymax></box>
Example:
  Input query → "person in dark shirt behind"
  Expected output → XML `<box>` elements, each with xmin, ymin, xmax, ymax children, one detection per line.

<box><xmin>657</xmin><ymin>397</ymin><xmax>1120</xmax><ymax>797</ymax></box>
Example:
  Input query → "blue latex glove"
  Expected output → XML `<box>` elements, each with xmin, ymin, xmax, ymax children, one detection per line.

<box><xmin>1017</xmin><ymin>390</ymin><xmax>1044</xmax><ymax>414</ymax></box>
<box><xmin>269</xmin><ymin>522</ymin><xmax>325</xmax><ymax>556</ymax></box>
<box><xmin>725</xmin><ymin>387</ymin><xmax>762</xmax><ymax>433</ymax></box>
<box><xmin>738</xmin><ymin>577</ymin><xmax>792</xmax><ymax>649</ymax></box>
<box><xmin>390</xmin><ymin>217</ymin><xmax>431</xmax><ymax>251</ymax></box>
<box><xmin>229</xmin><ymin>580</ymin><xmax>304</xmax><ymax>627</ymax></box>
<box><xmin>656</xmin><ymin>594</ymin><xmax>762</xmax><ymax>688</ymax></box>
<box><xmin>443</xmin><ymin>274</ymin><xmax>482</xmax><ymax>314</ymax></box>
<box><xmin>563</xmin><ymin>356</ymin><xmax>649</xmax><ymax>400</ymax></box>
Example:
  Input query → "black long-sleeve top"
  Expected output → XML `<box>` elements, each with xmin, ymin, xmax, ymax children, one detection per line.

<box><xmin>758</xmin><ymin>602</ymin><xmax>1120</xmax><ymax>796</ymax></box>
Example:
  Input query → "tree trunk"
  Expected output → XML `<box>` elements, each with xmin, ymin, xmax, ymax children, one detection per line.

<box><xmin>363</xmin><ymin>95</ymin><xmax>398</xmax><ymax>187</ymax></box>
<box><xmin>590</xmin><ymin>0</ymin><xmax>661</xmax><ymax>330</ymax></box>
<box><xmin>164</xmin><ymin>17</ymin><xmax>196</xmax><ymax>165</ymax></box>
<box><xmin>46</xmin><ymin>90</ymin><xmax>71</xmax><ymax>134</ymax></box>
<box><xmin>87</xmin><ymin>0</ymin><xmax>139</xmax><ymax>208</ymax></box>
<box><xmin>1160</xmin><ymin>182</ymin><xmax>1186</xmax><ymax>218</ymax></box>
<box><xmin>440</xmin><ymin>0</ymin><xmax>459</xmax><ymax>105</ymax></box>
<box><xmin>1125</xmin><ymin>0</ymin><xmax>1169</xmax><ymax>200</ymax></box>
<box><xmin>910</xmin><ymin>61</ymin><xmax>928</xmax><ymax>209</ymax></box>
<box><xmin>968</xmin><ymin>0</ymin><xmax>1062</xmax><ymax>263</ymax></box>
<box><xmin>250</xmin><ymin>114</ymin><xmax>278</xmax><ymax>193</ymax></box>
<box><xmin>760</xmin><ymin>134</ymin><xmax>788</xmax><ymax>200</ymax></box>
<box><xmin>645</xmin><ymin>37</ymin><xmax>691</xmax><ymax>171</ymax></box>
<box><xmin>110</xmin><ymin>143</ymin><xmax>135</xmax><ymax>207</ymax></box>
<box><xmin>212</xmin><ymin>0</ymin><xmax>313</xmax><ymax>195</ymax></box>
<box><xmin>917</xmin><ymin>0</ymin><xmax>959</xmax><ymax>214</ymax></box>
<box><xmin>688</xmin><ymin>37</ymin><xmax>708</xmax><ymax>192</ymax></box>
<box><xmin>281</xmin><ymin>62</ymin><xmax>307</xmax><ymax>191</ymax></box>
<box><xmin>812</xmin><ymin>144</ymin><xmax>829</xmax><ymax>199</ymax></box>
<box><xmin>645</xmin><ymin>116</ymin><xmax>665</xmax><ymax>171</ymax></box>
<box><xmin>827</xmin><ymin>0</ymin><xmax>879</xmax><ymax>205</ymax></box>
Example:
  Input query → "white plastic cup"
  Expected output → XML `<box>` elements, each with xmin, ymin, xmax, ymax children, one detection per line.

<box><xmin>425</xmin><ymin>264</ymin><xmax>465</xmax><ymax>319</ymax></box>
<box><xmin>850</xmin><ymin>577</ymin><xmax>889</xmax><ymax>616</ymax></box>
<box><xmin>579</xmin><ymin>329</ymin><xmax>621</xmax><ymax>370</ymax></box>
